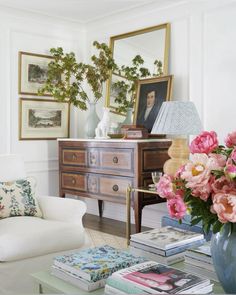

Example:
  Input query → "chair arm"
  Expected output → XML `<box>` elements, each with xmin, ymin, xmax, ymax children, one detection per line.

<box><xmin>38</xmin><ymin>196</ymin><xmax>86</xmax><ymax>224</ymax></box>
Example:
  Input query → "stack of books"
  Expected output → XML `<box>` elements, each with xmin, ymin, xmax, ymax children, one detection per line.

<box><xmin>105</xmin><ymin>261</ymin><xmax>213</xmax><ymax>294</ymax></box>
<box><xmin>129</xmin><ymin>226</ymin><xmax>205</xmax><ymax>265</ymax></box>
<box><xmin>51</xmin><ymin>245</ymin><xmax>145</xmax><ymax>291</ymax></box>
<box><xmin>184</xmin><ymin>242</ymin><xmax>218</xmax><ymax>282</ymax></box>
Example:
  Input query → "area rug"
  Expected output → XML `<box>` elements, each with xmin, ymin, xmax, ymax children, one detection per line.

<box><xmin>85</xmin><ymin>228</ymin><xmax>127</xmax><ymax>249</ymax></box>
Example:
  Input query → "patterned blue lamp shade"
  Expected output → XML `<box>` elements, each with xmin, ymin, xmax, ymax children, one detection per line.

<box><xmin>151</xmin><ymin>101</ymin><xmax>202</xmax><ymax>136</ymax></box>
<box><xmin>151</xmin><ymin>101</ymin><xmax>203</xmax><ymax>175</ymax></box>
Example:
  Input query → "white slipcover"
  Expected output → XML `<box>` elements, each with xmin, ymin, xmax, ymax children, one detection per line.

<box><xmin>0</xmin><ymin>154</ymin><xmax>87</xmax><ymax>294</ymax></box>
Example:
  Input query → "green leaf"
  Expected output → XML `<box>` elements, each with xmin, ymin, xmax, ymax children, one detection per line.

<box><xmin>212</xmin><ymin>220</ymin><xmax>224</xmax><ymax>234</ymax></box>
<box><xmin>191</xmin><ymin>217</ymin><xmax>202</xmax><ymax>226</ymax></box>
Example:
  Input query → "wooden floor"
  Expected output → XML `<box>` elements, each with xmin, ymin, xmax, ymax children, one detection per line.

<box><xmin>83</xmin><ymin>213</ymin><xmax>151</xmax><ymax>238</ymax></box>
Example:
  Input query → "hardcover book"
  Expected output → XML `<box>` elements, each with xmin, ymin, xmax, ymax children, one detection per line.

<box><xmin>113</xmin><ymin>261</ymin><xmax>211</xmax><ymax>294</ymax></box>
<box><xmin>53</xmin><ymin>245</ymin><xmax>145</xmax><ymax>282</ymax></box>
<box><xmin>130</xmin><ymin>226</ymin><xmax>204</xmax><ymax>251</ymax></box>
<box><xmin>130</xmin><ymin>238</ymin><xmax>205</xmax><ymax>257</ymax></box>
<box><xmin>129</xmin><ymin>246</ymin><xmax>184</xmax><ymax>265</ymax></box>
<box><xmin>106</xmin><ymin>277</ymin><xmax>149</xmax><ymax>294</ymax></box>
<box><xmin>51</xmin><ymin>265</ymin><xmax>106</xmax><ymax>291</ymax></box>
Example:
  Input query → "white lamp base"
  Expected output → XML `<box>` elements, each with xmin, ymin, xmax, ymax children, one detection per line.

<box><xmin>163</xmin><ymin>138</ymin><xmax>190</xmax><ymax>176</ymax></box>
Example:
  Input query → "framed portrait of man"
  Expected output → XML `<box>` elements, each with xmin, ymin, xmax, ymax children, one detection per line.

<box><xmin>134</xmin><ymin>75</ymin><xmax>173</xmax><ymax>133</ymax></box>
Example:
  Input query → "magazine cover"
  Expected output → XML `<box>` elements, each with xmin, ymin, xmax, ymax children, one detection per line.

<box><xmin>113</xmin><ymin>261</ymin><xmax>210</xmax><ymax>294</ymax></box>
<box><xmin>53</xmin><ymin>245</ymin><xmax>146</xmax><ymax>282</ymax></box>
<box><xmin>130</xmin><ymin>226</ymin><xmax>204</xmax><ymax>250</ymax></box>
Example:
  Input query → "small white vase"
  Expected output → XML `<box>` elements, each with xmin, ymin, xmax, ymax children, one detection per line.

<box><xmin>85</xmin><ymin>102</ymin><xmax>100</xmax><ymax>139</ymax></box>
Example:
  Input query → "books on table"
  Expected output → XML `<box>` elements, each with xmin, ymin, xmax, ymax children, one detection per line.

<box><xmin>130</xmin><ymin>226</ymin><xmax>205</xmax><ymax>253</ymax></box>
<box><xmin>51</xmin><ymin>245</ymin><xmax>145</xmax><ymax>291</ymax></box>
<box><xmin>105</xmin><ymin>261</ymin><xmax>213</xmax><ymax>294</ymax></box>
<box><xmin>129</xmin><ymin>226</ymin><xmax>205</xmax><ymax>265</ymax></box>
<box><xmin>184</xmin><ymin>242</ymin><xmax>219</xmax><ymax>282</ymax></box>
<box><xmin>51</xmin><ymin>265</ymin><xmax>106</xmax><ymax>291</ymax></box>
<box><xmin>130</xmin><ymin>246</ymin><xmax>185</xmax><ymax>265</ymax></box>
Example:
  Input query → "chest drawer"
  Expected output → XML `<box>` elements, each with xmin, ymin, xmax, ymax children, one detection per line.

<box><xmin>61</xmin><ymin>173</ymin><xmax>87</xmax><ymax>191</ymax></box>
<box><xmin>100</xmin><ymin>149</ymin><xmax>132</xmax><ymax>172</ymax></box>
<box><xmin>62</xmin><ymin>149</ymin><xmax>87</xmax><ymax>166</ymax></box>
<box><xmin>100</xmin><ymin>176</ymin><xmax>132</xmax><ymax>198</ymax></box>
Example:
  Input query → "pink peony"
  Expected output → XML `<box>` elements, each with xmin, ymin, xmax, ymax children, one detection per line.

<box><xmin>225</xmin><ymin>131</ymin><xmax>236</xmax><ymax>148</ymax></box>
<box><xmin>211</xmin><ymin>176</ymin><xmax>236</xmax><ymax>194</ymax></box>
<box><xmin>209</xmin><ymin>153</ymin><xmax>227</xmax><ymax>169</ymax></box>
<box><xmin>212</xmin><ymin>193</ymin><xmax>236</xmax><ymax>223</ymax></box>
<box><xmin>167</xmin><ymin>197</ymin><xmax>187</xmax><ymax>219</ymax></box>
<box><xmin>191</xmin><ymin>183</ymin><xmax>213</xmax><ymax>201</ymax></box>
<box><xmin>156</xmin><ymin>175</ymin><xmax>174</xmax><ymax>199</ymax></box>
<box><xmin>190</xmin><ymin>131</ymin><xmax>218</xmax><ymax>154</ymax></box>
<box><xmin>181</xmin><ymin>153</ymin><xmax>216</xmax><ymax>200</ymax></box>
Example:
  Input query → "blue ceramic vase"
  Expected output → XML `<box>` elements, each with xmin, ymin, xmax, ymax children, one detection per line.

<box><xmin>211</xmin><ymin>223</ymin><xmax>236</xmax><ymax>293</ymax></box>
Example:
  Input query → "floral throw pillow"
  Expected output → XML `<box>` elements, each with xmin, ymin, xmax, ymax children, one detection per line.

<box><xmin>0</xmin><ymin>178</ymin><xmax>42</xmax><ymax>219</ymax></box>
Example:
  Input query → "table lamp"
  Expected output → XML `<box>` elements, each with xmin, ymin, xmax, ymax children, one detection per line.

<box><xmin>151</xmin><ymin>101</ymin><xmax>203</xmax><ymax>176</ymax></box>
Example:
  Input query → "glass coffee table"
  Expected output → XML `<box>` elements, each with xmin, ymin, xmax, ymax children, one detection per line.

<box><xmin>31</xmin><ymin>271</ymin><xmax>104</xmax><ymax>294</ymax></box>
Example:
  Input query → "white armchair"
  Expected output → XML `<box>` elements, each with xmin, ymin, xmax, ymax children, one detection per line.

<box><xmin>0</xmin><ymin>154</ymin><xmax>87</xmax><ymax>294</ymax></box>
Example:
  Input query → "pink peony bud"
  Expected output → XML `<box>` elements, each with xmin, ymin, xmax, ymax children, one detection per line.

<box><xmin>190</xmin><ymin>131</ymin><xmax>218</xmax><ymax>154</ymax></box>
<box><xmin>175</xmin><ymin>165</ymin><xmax>186</xmax><ymax>178</ymax></box>
<box><xmin>224</xmin><ymin>164</ymin><xmax>236</xmax><ymax>180</ymax></box>
<box><xmin>225</xmin><ymin>131</ymin><xmax>236</xmax><ymax>148</ymax></box>
<box><xmin>167</xmin><ymin>197</ymin><xmax>187</xmax><ymax>219</ymax></box>
<box><xmin>230</xmin><ymin>148</ymin><xmax>236</xmax><ymax>162</ymax></box>
<box><xmin>156</xmin><ymin>175</ymin><xmax>174</xmax><ymax>199</ymax></box>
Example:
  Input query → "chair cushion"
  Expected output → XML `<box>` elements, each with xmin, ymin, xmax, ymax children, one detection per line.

<box><xmin>0</xmin><ymin>178</ymin><xmax>42</xmax><ymax>219</ymax></box>
<box><xmin>0</xmin><ymin>216</ymin><xmax>85</xmax><ymax>261</ymax></box>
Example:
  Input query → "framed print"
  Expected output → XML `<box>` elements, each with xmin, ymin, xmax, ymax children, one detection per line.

<box><xmin>134</xmin><ymin>75</ymin><xmax>173</xmax><ymax>133</ymax></box>
<box><xmin>19</xmin><ymin>98</ymin><xmax>70</xmax><ymax>140</ymax></box>
<box><xmin>18</xmin><ymin>51</ymin><xmax>54</xmax><ymax>96</ymax></box>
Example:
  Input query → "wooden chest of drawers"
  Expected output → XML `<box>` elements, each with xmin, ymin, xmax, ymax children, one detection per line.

<box><xmin>58</xmin><ymin>139</ymin><xmax>171</xmax><ymax>232</ymax></box>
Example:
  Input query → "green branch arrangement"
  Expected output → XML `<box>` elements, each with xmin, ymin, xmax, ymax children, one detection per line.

<box><xmin>38</xmin><ymin>41</ymin><xmax>117</xmax><ymax>110</ymax></box>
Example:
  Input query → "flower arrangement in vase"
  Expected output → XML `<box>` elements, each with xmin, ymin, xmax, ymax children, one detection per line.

<box><xmin>156</xmin><ymin>130</ymin><xmax>236</xmax><ymax>293</ymax></box>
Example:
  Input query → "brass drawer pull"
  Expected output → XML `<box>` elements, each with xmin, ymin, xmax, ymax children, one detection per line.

<box><xmin>112</xmin><ymin>184</ymin><xmax>119</xmax><ymax>192</ymax></box>
<box><xmin>113</xmin><ymin>156</ymin><xmax>118</xmax><ymax>164</ymax></box>
<box><xmin>72</xmin><ymin>154</ymin><xmax>77</xmax><ymax>160</ymax></box>
<box><xmin>71</xmin><ymin>178</ymin><xmax>76</xmax><ymax>185</ymax></box>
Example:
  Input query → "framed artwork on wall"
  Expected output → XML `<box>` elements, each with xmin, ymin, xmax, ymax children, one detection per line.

<box><xmin>18</xmin><ymin>51</ymin><xmax>54</xmax><ymax>96</ymax></box>
<box><xmin>134</xmin><ymin>75</ymin><xmax>173</xmax><ymax>133</ymax></box>
<box><xmin>19</xmin><ymin>98</ymin><xmax>70</xmax><ymax>140</ymax></box>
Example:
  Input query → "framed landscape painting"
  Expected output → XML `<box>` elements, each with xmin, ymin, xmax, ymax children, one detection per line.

<box><xmin>18</xmin><ymin>51</ymin><xmax>54</xmax><ymax>96</ymax></box>
<box><xmin>19</xmin><ymin>98</ymin><xmax>70</xmax><ymax>140</ymax></box>
<box><xmin>134</xmin><ymin>75</ymin><xmax>173</xmax><ymax>133</ymax></box>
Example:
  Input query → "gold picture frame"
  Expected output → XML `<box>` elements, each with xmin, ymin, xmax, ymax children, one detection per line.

<box><xmin>18</xmin><ymin>51</ymin><xmax>54</xmax><ymax>96</ymax></box>
<box><xmin>19</xmin><ymin>98</ymin><xmax>70</xmax><ymax>140</ymax></box>
<box><xmin>134</xmin><ymin>75</ymin><xmax>173</xmax><ymax>133</ymax></box>
<box><xmin>106</xmin><ymin>23</ymin><xmax>170</xmax><ymax>111</ymax></box>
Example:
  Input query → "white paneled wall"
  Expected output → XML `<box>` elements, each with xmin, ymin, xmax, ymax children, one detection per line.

<box><xmin>0</xmin><ymin>0</ymin><xmax>235</xmax><ymax>228</ymax></box>
<box><xmin>0</xmin><ymin>11</ymin><xmax>86</xmax><ymax>196</ymax></box>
